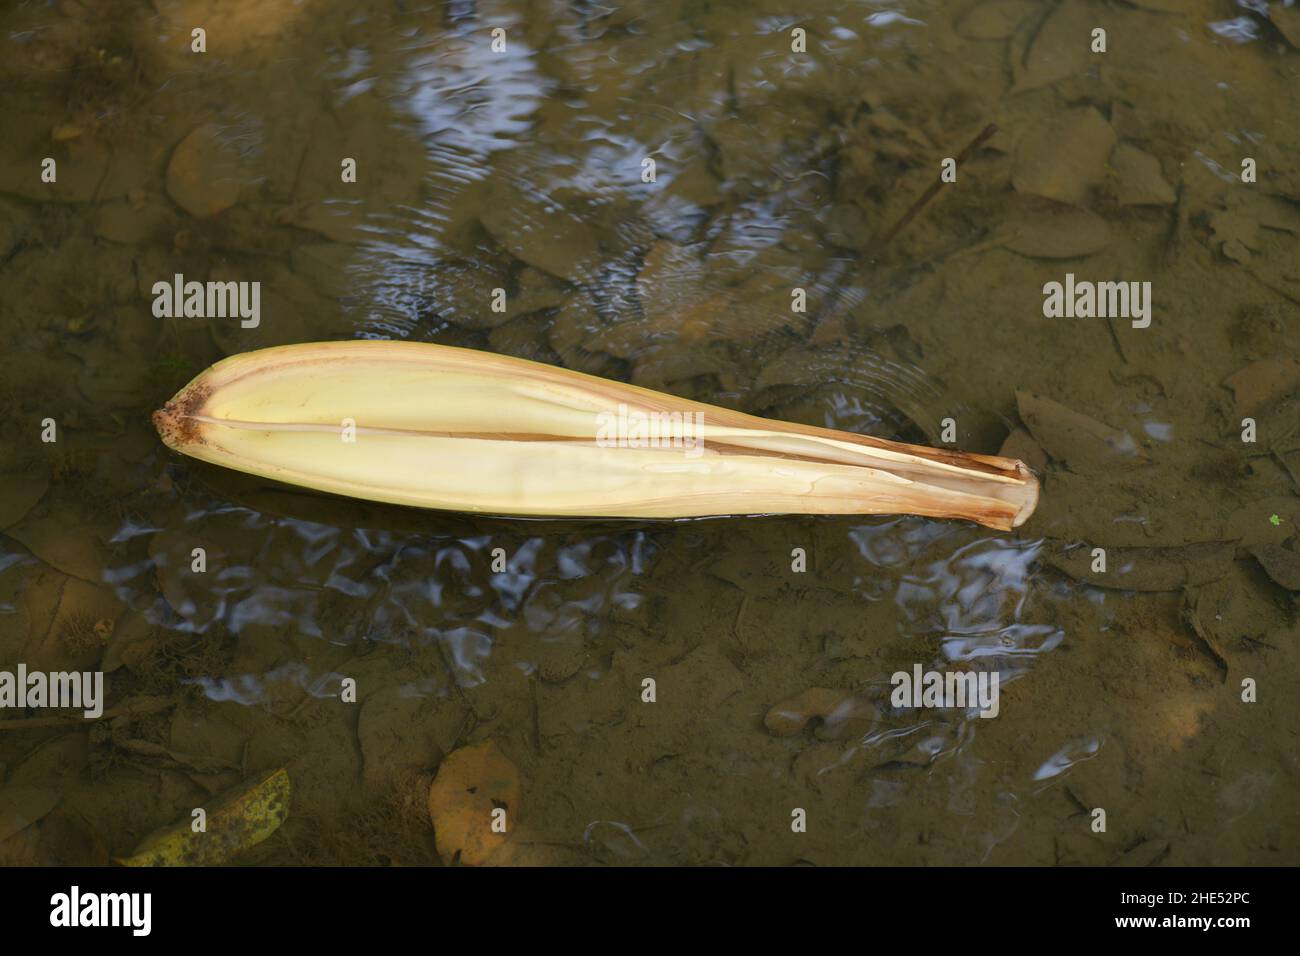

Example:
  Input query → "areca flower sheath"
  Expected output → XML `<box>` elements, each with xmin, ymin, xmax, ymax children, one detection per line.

<box><xmin>153</xmin><ymin>340</ymin><xmax>1039</xmax><ymax>531</ymax></box>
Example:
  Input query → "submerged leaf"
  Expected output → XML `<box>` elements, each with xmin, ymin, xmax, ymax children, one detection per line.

<box><xmin>0</xmin><ymin>472</ymin><xmax>49</xmax><ymax>530</ymax></box>
<box><xmin>428</xmin><ymin>739</ymin><xmax>522</xmax><ymax>866</ymax></box>
<box><xmin>6</xmin><ymin>508</ymin><xmax>113</xmax><ymax>583</ymax></box>
<box><xmin>1272</xmin><ymin>3</ymin><xmax>1300</xmax><ymax>48</ymax></box>
<box><xmin>1208</xmin><ymin>209</ymin><xmax>1260</xmax><ymax>263</ymax></box>
<box><xmin>117</xmin><ymin>768</ymin><xmax>290</xmax><ymax>866</ymax></box>
<box><xmin>1224</xmin><ymin>358</ymin><xmax>1300</xmax><ymax>414</ymax></box>
<box><xmin>0</xmin><ymin>788</ymin><xmax>61</xmax><ymax>844</ymax></box>
<box><xmin>1110</xmin><ymin>143</ymin><xmax>1176</xmax><ymax>206</ymax></box>
<box><xmin>479</xmin><ymin>181</ymin><xmax>601</xmax><ymax>284</ymax></box>
<box><xmin>1222</xmin><ymin>497</ymin><xmax>1300</xmax><ymax>548</ymax></box>
<box><xmin>1002</xmin><ymin>202</ymin><xmax>1113</xmax><ymax>258</ymax></box>
<box><xmin>956</xmin><ymin>0</ymin><xmax>1037</xmax><ymax>40</ymax></box>
<box><xmin>998</xmin><ymin>427</ymin><xmax>1049</xmax><ymax>472</ymax></box>
<box><xmin>1181</xmin><ymin>587</ymin><xmax>1230</xmax><ymax>681</ymax></box>
<box><xmin>1012</xmin><ymin>107</ymin><xmax>1116</xmax><ymax>205</ymax></box>
<box><xmin>1048</xmin><ymin>541</ymin><xmax>1237</xmax><ymax>591</ymax></box>
<box><xmin>1016</xmin><ymin>391</ymin><xmax>1147</xmax><ymax>473</ymax></box>
<box><xmin>1249</xmin><ymin>544</ymin><xmax>1300</xmax><ymax>591</ymax></box>
<box><xmin>1012</xmin><ymin>0</ymin><xmax>1096</xmax><ymax>93</ymax></box>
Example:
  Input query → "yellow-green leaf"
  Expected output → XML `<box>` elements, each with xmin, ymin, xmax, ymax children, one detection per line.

<box><xmin>117</xmin><ymin>768</ymin><xmax>289</xmax><ymax>866</ymax></box>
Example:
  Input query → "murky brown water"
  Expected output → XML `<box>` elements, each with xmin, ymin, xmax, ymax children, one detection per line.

<box><xmin>1</xmin><ymin>0</ymin><xmax>1297</xmax><ymax>866</ymax></box>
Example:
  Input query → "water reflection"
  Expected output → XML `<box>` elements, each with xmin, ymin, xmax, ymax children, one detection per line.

<box><xmin>108</xmin><ymin>495</ymin><xmax>657</xmax><ymax>690</ymax></box>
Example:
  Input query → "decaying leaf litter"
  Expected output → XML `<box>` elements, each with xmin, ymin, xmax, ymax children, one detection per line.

<box><xmin>0</xmin><ymin>0</ymin><xmax>1297</xmax><ymax>865</ymax></box>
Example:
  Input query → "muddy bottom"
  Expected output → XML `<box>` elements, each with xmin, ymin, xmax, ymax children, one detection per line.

<box><xmin>0</xmin><ymin>0</ymin><xmax>1297</xmax><ymax>866</ymax></box>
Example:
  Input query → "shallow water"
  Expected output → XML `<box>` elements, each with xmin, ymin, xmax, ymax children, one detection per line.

<box><xmin>0</xmin><ymin>0</ymin><xmax>1297</xmax><ymax>865</ymax></box>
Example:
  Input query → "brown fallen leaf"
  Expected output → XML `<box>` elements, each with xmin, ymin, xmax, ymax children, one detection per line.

<box><xmin>1012</xmin><ymin>0</ymin><xmax>1096</xmax><ymax>93</ymax></box>
<box><xmin>1110</xmin><ymin>143</ymin><xmax>1176</xmax><ymax>206</ymax></box>
<box><xmin>636</xmin><ymin>240</ymin><xmax>704</xmax><ymax>331</ymax></box>
<box><xmin>1001</xmin><ymin>202</ymin><xmax>1113</xmax><ymax>258</ymax></box>
<box><xmin>102</xmin><ymin>610</ymin><xmax>160</xmax><ymax>674</ymax></box>
<box><xmin>1250</xmin><ymin>192</ymin><xmax>1300</xmax><ymax>237</ymax></box>
<box><xmin>1208</xmin><ymin>209</ymin><xmax>1260</xmax><ymax>264</ymax></box>
<box><xmin>0</xmin><ymin>826</ymin><xmax>41</xmax><ymax>866</ymax></box>
<box><xmin>0</xmin><ymin>472</ymin><xmax>48</xmax><ymax>530</ymax></box>
<box><xmin>516</xmin><ymin>270</ymin><xmax>570</xmax><ymax>315</ymax></box>
<box><xmin>1047</xmin><ymin>540</ymin><xmax>1237</xmax><ymax>591</ymax></box>
<box><xmin>1249</xmin><ymin>544</ymin><xmax>1300</xmax><ymax>591</ymax></box>
<box><xmin>630</xmin><ymin>346</ymin><xmax>725</xmax><ymax>390</ymax></box>
<box><xmin>1272</xmin><ymin>3</ymin><xmax>1300</xmax><ymax>48</ymax></box>
<box><xmin>1223</xmin><ymin>358</ymin><xmax>1300</xmax><ymax>415</ymax></box>
<box><xmin>6</xmin><ymin>509</ymin><xmax>113</xmax><ymax>583</ymax></box>
<box><xmin>479</xmin><ymin>182</ymin><xmax>600</xmax><ymax>284</ymax></box>
<box><xmin>1205</xmin><ymin>194</ymin><xmax>1300</xmax><ymax>303</ymax></box>
<box><xmin>998</xmin><ymin>427</ymin><xmax>1049</xmax><ymax>473</ymax></box>
<box><xmin>427</xmin><ymin>257</ymin><xmax>514</xmax><ymax>331</ymax></box>
<box><xmin>147</xmin><ymin>527</ymin><xmax>217</xmax><ymax>624</ymax></box>
<box><xmin>1016</xmin><ymin>391</ymin><xmax>1147</xmax><ymax>473</ymax></box>
<box><xmin>289</xmin><ymin>242</ymin><xmax>363</xmax><ymax>301</ymax></box>
<box><xmin>1012</xmin><ymin>107</ymin><xmax>1117</xmax><ymax>205</ymax></box>
<box><xmin>36</xmin><ymin>806</ymin><xmax>111</xmax><ymax>866</ymax></box>
<box><xmin>1181</xmin><ymin>587</ymin><xmax>1229</xmax><ymax>682</ymax></box>
<box><xmin>0</xmin><ymin>788</ymin><xmax>61</xmax><ymax>844</ymax></box>
<box><xmin>956</xmin><ymin>0</ymin><xmax>1038</xmax><ymax>40</ymax></box>
<box><xmin>428</xmin><ymin>739</ymin><xmax>522</xmax><ymax>866</ymax></box>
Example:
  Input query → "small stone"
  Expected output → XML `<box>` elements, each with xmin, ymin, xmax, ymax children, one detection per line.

<box><xmin>765</xmin><ymin>688</ymin><xmax>852</xmax><ymax>736</ymax></box>
<box><xmin>166</xmin><ymin>124</ymin><xmax>245</xmax><ymax>218</ymax></box>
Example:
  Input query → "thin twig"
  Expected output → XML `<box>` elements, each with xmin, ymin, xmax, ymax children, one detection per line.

<box><xmin>878</xmin><ymin>123</ymin><xmax>998</xmax><ymax>248</ymax></box>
